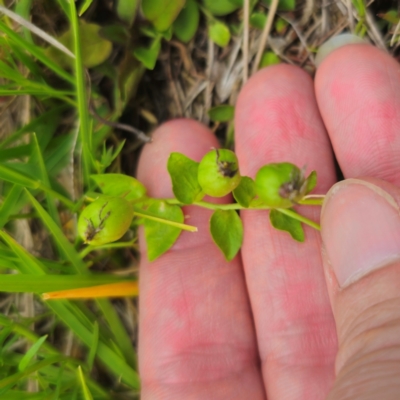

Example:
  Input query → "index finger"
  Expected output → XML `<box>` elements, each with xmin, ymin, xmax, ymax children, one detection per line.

<box><xmin>137</xmin><ymin>119</ymin><xmax>264</xmax><ymax>399</ymax></box>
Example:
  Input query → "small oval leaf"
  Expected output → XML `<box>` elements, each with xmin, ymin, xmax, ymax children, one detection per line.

<box><xmin>46</xmin><ymin>22</ymin><xmax>112</xmax><ymax>68</ymax></box>
<box><xmin>142</xmin><ymin>0</ymin><xmax>185</xmax><ymax>32</ymax></box>
<box><xmin>232</xmin><ymin>176</ymin><xmax>256</xmax><ymax>208</ymax></box>
<box><xmin>259</xmin><ymin>51</ymin><xmax>280</xmax><ymax>68</ymax></box>
<box><xmin>250</xmin><ymin>12</ymin><xmax>267</xmax><ymax>29</ymax></box>
<box><xmin>210</xmin><ymin>209</ymin><xmax>243</xmax><ymax>261</ymax></box>
<box><xmin>269</xmin><ymin>209</ymin><xmax>304</xmax><ymax>242</ymax></box>
<box><xmin>144</xmin><ymin>200</ymin><xmax>184</xmax><ymax>261</ymax></box>
<box><xmin>203</xmin><ymin>0</ymin><xmax>241</xmax><ymax>16</ymax></box>
<box><xmin>117</xmin><ymin>0</ymin><xmax>139</xmax><ymax>25</ymax></box>
<box><xmin>173</xmin><ymin>0</ymin><xmax>199</xmax><ymax>42</ymax></box>
<box><xmin>209</xmin><ymin>21</ymin><xmax>231</xmax><ymax>47</ymax></box>
<box><xmin>167</xmin><ymin>152</ymin><xmax>203</xmax><ymax>204</ymax></box>
<box><xmin>90</xmin><ymin>174</ymin><xmax>146</xmax><ymax>202</ymax></box>
<box><xmin>208</xmin><ymin>105</ymin><xmax>235</xmax><ymax>122</ymax></box>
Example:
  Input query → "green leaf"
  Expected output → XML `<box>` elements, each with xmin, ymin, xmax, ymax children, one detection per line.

<box><xmin>78</xmin><ymin>0</ymin><xmax>95</xmax><ymax>15</ymax></box>
<box><xmin>173</xmin><ymin>0</ymin><xmax>199</xmax><ymax>42</ymax></box>
<box><xmin>379</xmin><ymin>10</ymin><xmax>399</xmax><ymax>24</ymax></box>
<box><xmin>209</xmin><ymin>21</ymin><xmax>231</xmax><ymax>47</ymax></box>
<box><xmin>117</xmin><ymin>0</ymin><xmax>139</xmax><ymax>25</ymax></box>
<box><xmin>100</xmin><ymin>25</ymin><xmax>130</xmax><ymax>45</ymax></box>
<box><xmin>250</xmin><ymin>12</ymin><xmax>267</xmax><ymax>29</ymax></box>
<box><xmin>210</xmin><ymin>210</ymin><xmax>243</xmax><ymax>261</ymax></box>
<box><xmin>269</xmin><ymin>209</ymin><xmax>305</xmax><ymax>241</ymax></box>
<box><xmin>208</xmin><ymin>105</ymin><xmax>235</xmax><ymax>122</ymax></box>
<box><xmin>305</xmin><ymin>170</ymin><xmax>317</xmax><ymax>194</ymax></box>
<box><xmin>133</xmin><ymin>38</ymin><xmax>161</xmax><ymax>70</ymax></box>
<box><xmin>144</xmin><ymin>200</ymin><xmax>184</xmax><ymax>261</ymax></box>
<box><xmin>142</xmin><ymin>0</ymin><xmax>185</xmax><ymax>32</ymax></box>
<box><xmin>87</xmin><ymin>322</ymin><xmax>99</xmax><ymax>370</ymax></box>
<box><xmin>232</xmin><ymin>176</ymin><xmax>256</xmax><ymax>208</ymax></box>
<box><xmin>25</xmin><ymin>191</ymin><xmax>87</xmax><ymax>274</ymax></box>
<box><xmin>78</xmin><ymin>366</ymin><xmax>94</xmax><ymax>400</ymax></box>
<box><xmin>0</xmin><ymin>163</ymin><xmax>40</xmax><ymax>189</ymax></box>
<box><xmin>0</xmin><ymin>21</ymin><xmax>74</xmax><ymax>85</ymax></box>
<box><xmin>46</xmin><ymin>21</ymin><xmax>112</xmax><ymax>68</ymax></box>
<box><xmin>91</xmin><ymin>174</ymin><xmax>146</xmax><ymax>202</ymax></box>
<box><xmin>0</xmin><ymin>274</ymin><xmax>129</xmax><ymax>293</ymax></box>
<box><xmin>259</xmin><ymin>51</ymin><xmax>280</xmax><ymax>68</ymax></box>
<box><xmin>261</xmin><ymin>0</ymin><xmax>296</xmax><ymax>11</ymax></box>
<box><xmin>203</xmin><ymin>0</ymin><xmax>241</xmax><ymax>16</ymax></box>
<box><xmin>18</xmin><ymin>335</ymin><xmax>48</xmax><ymax>372</ymax></box>
<box><xmin>167</xmin><ymin>152</ymin><xmax>203</xmax><ymax>204</ymax></box>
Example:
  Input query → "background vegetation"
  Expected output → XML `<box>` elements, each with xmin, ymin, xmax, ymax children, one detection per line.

<box><xmin>0</xmin><ymin>0</ymin><xmax>397</xmax><ymax>398</ymax></box>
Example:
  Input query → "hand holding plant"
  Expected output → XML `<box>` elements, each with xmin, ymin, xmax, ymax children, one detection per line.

<box><xmin>137</xmin><ymin>44</ymin><xmax>400</xmax><ymax>400</ymax></box>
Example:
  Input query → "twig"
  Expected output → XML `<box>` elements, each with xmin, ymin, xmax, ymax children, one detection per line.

<box><xmin>344</xmin><ymin>0</ymin><xmax>354</xmax><ymax>31</ymax></box>
<box><xmin>204</xmin><ymin>37</ymin><xmax>214</xmax><ymax>123</ymax></box>
<box><xmin>391</xmin><ymin>19</ymin><xmax>400</xmax><ymax>47</ymax></box>
<box><xmin>252</xmin><ymin>0</ymin><xmax>280</xmax><ymax>74</ymax></box>
<box><xmin>89</xmin><ymin>101</ymin><xmax>151</xmax><ymax>143</ymax></box>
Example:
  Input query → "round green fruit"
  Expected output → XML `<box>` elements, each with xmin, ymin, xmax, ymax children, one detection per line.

<box><xmin>198</xmin><ymin>149</ymin><xmax>241</xmax><ymax>197</ymax></box>
<box><xmin>255</xmin><ymin>162</ymin><xmax>305</xmax><ymax>208</ymax></box>
<box><xmin>78</xmin><ymin>196</ymin><xmax>134</xmax><ymax>246</ymax></box>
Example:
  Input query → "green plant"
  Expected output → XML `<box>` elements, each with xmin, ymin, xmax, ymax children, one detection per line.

<box><xmin>77</xmin><ymin>150</ymin><xmax>323</xmax><ymax>262</ymax></box>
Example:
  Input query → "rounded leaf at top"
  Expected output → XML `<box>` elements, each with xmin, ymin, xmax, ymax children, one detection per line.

<box><xmin>90</xmin><ymin>174</ymin><xmax>146</xmax><ymax>202</ymax></box>
<box><xmin>203</xmin><ymin>0</ymin><xmax>241</xmax><ymax>16</ymax></box>
<box><xmin>210</xmin><ymin>209</ymin><xmax>243</xmax><ymax>261</ymax></box>
<box><xmin>208</xmin><ymin>21</ymin><xmax>231</xmax><ymax>47</ymax></box>
<box><xmin>173</xmin><ymin>0</ymin><xmax>199</xmax><ymax>43</ymax></box>
<box><xmin>142</xmin><ymin>0</ymin><xmax>185</xmax><ymax>32</ymax></box>
<box><xmin>208</xmin><ymin>105</ymin><xmax>235</xmax><ymax>122</ymax></box>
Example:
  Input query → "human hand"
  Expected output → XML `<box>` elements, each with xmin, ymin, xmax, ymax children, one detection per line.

<box><xmin>137</xmin><ymin>39</ymin><xmax>400</xmax><ymax>399</ymax></box>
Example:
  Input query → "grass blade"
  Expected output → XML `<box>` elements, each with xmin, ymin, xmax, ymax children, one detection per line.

<box><xmin>68</xmin><ymin>0</ymin><xmax>93</xmax><ymax>184</ymax></box>
<box><xmin>18</xmin><ymin>335</ymin><xmax>48</xmax><ymax>372</ymax></box>
<box><xmin>0</xmin><ymin>20</ymin><xmax>74</xmax><ymax>85</ymax></box>
<box><xmin>25</xmin><ymin>191</ymin><xmax>87</xmax><ymax>274</ymax></box>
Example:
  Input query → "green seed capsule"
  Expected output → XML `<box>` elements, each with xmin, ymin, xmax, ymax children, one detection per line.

<box><xmin>197</xmin><ymin>149</ymin><xmax>241</xmax><ymax>197</ymax></box>
<box><xmin>255</xmin><ymin>162</ymin><xmax>306</xmax><ymax>208</ymax></box>
<box><xmin>78</xmin><ymin>196</ymin><xmax>134</xmax><ymax>246</ymax></box>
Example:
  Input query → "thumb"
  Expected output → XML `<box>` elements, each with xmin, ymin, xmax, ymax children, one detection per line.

<box><xmin>321</xmin><ymin>178</ymin><xmax>400</xmax><ymax>400</ymax></box>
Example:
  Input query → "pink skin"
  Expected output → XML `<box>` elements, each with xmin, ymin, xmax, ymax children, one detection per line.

<box><xmin>137</xmin><ymin>44</ymin><xmax>400</xmax><ymax>399</ymax></box>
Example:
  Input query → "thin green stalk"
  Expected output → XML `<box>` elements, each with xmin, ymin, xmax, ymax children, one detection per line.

<box><xmin>134</xmin><ymin>210</ymin><xmax>198</xmax><ymax>232</ymax></box>
<box><xmin>298</xmin><ymin>196</ymin><xmax>325</xmax><ymax>206</ymax></box>
<box><xmin>79</xmin><ymin>239</ymin><xmax>136</xmax><ymax>258</ymax></box>
<box><xmin>277</xmin><ymin>208</ymin><xmax>321</xmax><ymax>231</ymax></box>
<box><xmin>69</xmin><ymin>0</ymin><xmax>92</xmax><ymax>185</ymax></box>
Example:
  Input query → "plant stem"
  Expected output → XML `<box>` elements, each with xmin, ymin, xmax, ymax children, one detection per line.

<box><xmin>134</xmin><ymin>210</ymin><xmax>198</xmax><ymax>232</ymax></box>
<box><xmin>298</xmin><ymin>195</ymin><xmax>325</xmax><ymax>206</ymax></box>
<box><xmin>276</xmin><ymin>208</ymin><xmax>321</xmax><ymax>231</ymax></box>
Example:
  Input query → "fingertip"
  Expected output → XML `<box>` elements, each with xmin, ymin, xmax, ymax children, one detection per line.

<box><xmin>315</xmin><ymin>43</ymin><xmax>394</xmax><ymax>95</ymax></box>
<box><xmin>137</xmin><ymin>119</ymin><xmax>219</xmax><ymax>198</ymax></box>
<box><xmin>235</xmin><ymin>63</ymin><xmax>334</xmax><ymax>190</ymax></box>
